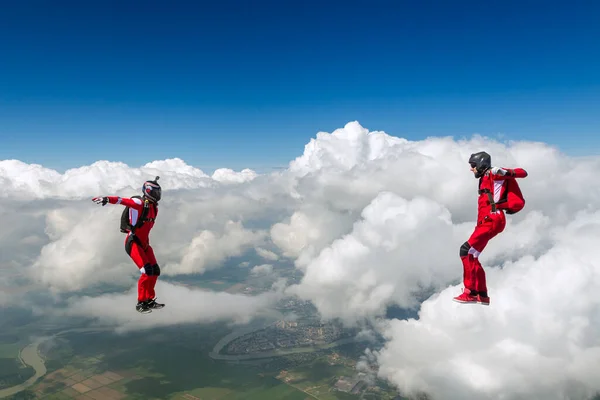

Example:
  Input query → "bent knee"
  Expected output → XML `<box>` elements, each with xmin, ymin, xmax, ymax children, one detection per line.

<box><xmin>142</xmin><ymin>263</ymin><xmax>154</xmax><ymax>276</ymax></box>
<box><xmin>459</xmin><ymin>242</ymin><xmax>470</xmax><ymax>257</ymax></box>
<box><xmin>143</xmin><ymin>264</ymin><xmax>160</xmax><ymax>276</ymax></box>
<box><xmin>460</xmin><ymin>242</ymin><xmax>481</xmax><ymax>258</ymax></box>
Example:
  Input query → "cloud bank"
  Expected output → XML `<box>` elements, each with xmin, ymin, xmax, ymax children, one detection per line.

<box><xmin>375</xmin><ymin>209</ymin><xmax>600</xmax><ymax>400</ymax></box>
<box><xmin>2</xmin><ymin>121</ymin><xmax>600</xmax><ymax>399</ymax></box>
<box><xmin>61</xmin><ymin>280</ymin><xmax>286</xmax><ymax>333</ymax></box>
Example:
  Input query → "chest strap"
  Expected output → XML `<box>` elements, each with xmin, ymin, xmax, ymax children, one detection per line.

<box><xmin>478</xmin><ymin>188</ymin><xmax>507</xmax><ymax>212</ymax></box>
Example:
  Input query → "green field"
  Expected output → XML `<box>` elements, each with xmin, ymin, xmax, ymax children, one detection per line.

<box><xmin>0</xmin><ymin>358</ymin><xmax>35</xmax><ymax>392</ymax></box>
<box><xmin>2</xmin><ymin>324</ymin><xmax>323</xmax><ymax>399</ymax></box>
<box><xmin>278</xmin><ymin>360</ymin><xmax>358</xmax><ymax>400</ymax></box>
<box><xmin>0</xmin><ymin>279</ymin><xmax>403</xmax><ymax>400</ymax></box>
<box><xmin>0</xmin><ymin>322</ymin><xmax>403</xmax><ymax>400</ymax></box>
<box><xmin>0</xmin><ymin>343</ymin><xmax>21</xmax><ymax>359</ymax></box>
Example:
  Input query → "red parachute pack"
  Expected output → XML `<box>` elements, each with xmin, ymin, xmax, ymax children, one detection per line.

<box><xmin>498</xmin><ymin>177</ymin><xmax>525</xmax><ymax>214</ymax></box>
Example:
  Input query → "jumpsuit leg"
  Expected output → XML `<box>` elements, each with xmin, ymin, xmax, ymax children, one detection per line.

<box><xmin>145</xmin><ymin>245</ymin><xmax>159</xmax><ymax>300</ymax></box>
<box><xmin>125</xmin><ymin>236</ymin><xmax>152</xmax><ymax>303</ymax></box>
<box><xmin>461</xmin><ymin>213</ymin><xmax>506</xmax><ymax>295</ymax></box>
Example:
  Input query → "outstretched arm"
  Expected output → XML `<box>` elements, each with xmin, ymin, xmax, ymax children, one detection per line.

<box><xmin>92</xmin><ymin>196</ymin><xmax>144</xmax><ymax>211</ymax></box>
<box><xmin>490</xmin><ymin>167</ymin><xmax>528</xmax><ymax>180</ymax></box>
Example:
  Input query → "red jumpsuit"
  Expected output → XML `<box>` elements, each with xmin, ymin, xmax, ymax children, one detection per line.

<box><xmin>457</xmin><ymin>167</ymin><xmax>527</xmax><ymax>304</ymax></box>
<box><xmin>107</xmin><ymin>196</ymin><xmax>159</xmax><ymax>303</ymax></box>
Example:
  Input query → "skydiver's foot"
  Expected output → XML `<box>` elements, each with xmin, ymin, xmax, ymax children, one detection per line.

<box><xmin>136</xmin><ymin>301</ymin><xmax>152</xmax><ymax>314</ymax></box>
<box><xmin>477</xmin><ymin>294</ymin><xmax>490</xmax><ymax>306</ymax></box>
<box><xmin>453</xmin><ymin>288</ymin><xmax>478</xmax><ymax>304</ymax></box>
<box><xmin>147</xmin><ymin>298</ymin><xmax>164</xmax><ymax>309</ymax></box>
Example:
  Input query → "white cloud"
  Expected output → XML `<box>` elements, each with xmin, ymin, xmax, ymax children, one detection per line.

<box><xmin>211</xmin><ymin>167</ymin><xmax>257</xmax><ymax>184</ymax></box>
<box><xmin>251</xmin><ymin>264</ymin><xmax>273</xmax><ymax>275</ymax></box>
<box><xmin>270</xmin><ymin>205</ymin><xmax>355</xmax><ymax>269</ymax></box>
<box><xmin>61</xmin><ymin>280</ymin><xmax>285</xmax><ymax>332</ymax></box>
<box><xmin>374</xmin><ymin>210</ymin><xmax>600</xmax><ymax>400</ymax></box>
<box><xmin>0</xmin><ymin>200</ymin><xmax>49</xmax><ymax>268</ymax></box>
<box><xmin>31</xmin><ymin>204</ymin><xmax>131</xmax><ymax>293</ymax></box>
<box><xmin>0</xmin><ymin>158</ymin><xmax>258</xmax><ymax>200</ymax></box>
<box><xmin>165</xmin><ymin>220</ymin><xmax>267</xmax><ymax>275</ymax></box>
<box><xmin>288</xmin><ymin>121</ymin><xmax>407</xmax><ymax>176</ymax></box>
<box><xmin>255</xmin><ymin>247</ymin><xmax>279</xmax><ymax>261</ymax></box>
<box><xmin>286</xmin><ymin>191</ymin><xmax>462</xmax><ymax>324</ymax></box>
<box><xmin>2</xmin><ymin>121</ymin><xmax>600</xmax><ymax>399</ymax></box>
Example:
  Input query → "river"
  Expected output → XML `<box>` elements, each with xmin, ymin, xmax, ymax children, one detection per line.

<box><xmin>0</xmin><ymin>328</ymin><xmax>113</xmax><ymax>399</ymax></box>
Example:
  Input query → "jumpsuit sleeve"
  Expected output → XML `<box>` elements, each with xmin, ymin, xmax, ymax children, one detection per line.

<box><xmin>510</xmin><ymin>168</ymin><xmax>528</xmax><ymax>178</ymax></box>
<box><xmin>106</xmin><ymin>196</ymin><xmax>144</xmax><ymax>210</ymax></box>
<box><xmin>491</xmin><ymin>167</ymin><xmax>528</xmax><ymax>180</ymax></box>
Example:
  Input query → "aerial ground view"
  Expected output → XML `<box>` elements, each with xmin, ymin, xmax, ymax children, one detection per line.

<box><xmin>2</xmin><ymin>2</ymin><xmax>600</xmax><ymax>400</ymax></box>
<box><xmin>0</xmin><ymin>265</ymin><xmax>402</xmax><ymax>400</ymax></box>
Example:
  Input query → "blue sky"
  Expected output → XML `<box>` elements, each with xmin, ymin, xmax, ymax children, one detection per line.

<box><xmin>1</xmin><ymin>0</ymin><xmax>599</xmax><ymax>172</ymax></box>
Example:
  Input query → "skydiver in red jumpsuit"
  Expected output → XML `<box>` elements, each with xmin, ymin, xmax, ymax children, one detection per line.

<box><xmin>92</xmin><ymin>177</ymin><xmax>165</xmax><ymax>314</ymax></box>
<box><xmin>454</xmin><ymin>152</ymin><xmax>528</xmax><ymax>306</ymax></box>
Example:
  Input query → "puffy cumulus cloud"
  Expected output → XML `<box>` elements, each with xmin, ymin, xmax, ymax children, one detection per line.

<box><xmin>286</xmin><ymin>199</ymin><xmax>557</xmax><ymax>326</ymax></box>
<box><xmin>0</xmin><ymin>157</ymin><xmax>274</xmax><ymax>296</ymax></box>
<box><xmin>286</xmin><ymin>191</ymin><xmax>463</xmax><ymax>323</ymax></box>
<box><xmin>211</xmin><ymin>168</ymin><xmax>257</xmax><ymax>184</ymax></box>
<box><xmin>0</xmin><ymin>160</ymin><xmax>61</xmax><ymax>198</ymax></box>
<box><xmin>288</xmin><ymin>122</ymin><xmax>407</xmax><ymax>175</ymax></box>
<box><xmin>61</xmin><ymin>280</ymin><xmax>286</xmax><ymax>332</ymax></box>
<box><xmin>0</xmin><ymin>158</ymin><xmax>259</xmax><ymax>200</ymax></box>
<box><xmin>286</xmin><ymin>122</ymin><xmax>476</xmax><ymax>221</ymax></box>
<box><xmin>30</xmin><ymin>203</ymin><xmax>133</xmax><ymax>293</ymax></box>
<box><xmin>3</xmin><ymin>120</ymin><xmax>600</xmax><ymax>399</ymax></box>
<box><xmin>0</xmin><ymin>199</ymin><xmax>49</xmax><ymax>268</ymax></box>
<box><xmin>0</xmin><ymin>199</ymin><xmax>55</xmax><ymax>308</ymax></box>
<box><xmin>165</xmin><ymin>220</ymin><xmax>267</xmax><ymax>275</ymax></box>
<box><xmin>374</xmin><ymin>210</ymin><xmax>600</xmax><ymax>400</ymax></box>
<box><xmin>255</xmin><ymin>247</ymin><xmax>279</xmax><ymax>261</ymax></box>
<box><xmin>270</xmin><ymin>204</ymin><xmax>356</xmax><ymax>268</ymax></box>
<box><xmin>285</xmin><ymin>121</ymin><xmax>600</xmax><ymax>227</ymax></box>
<box><xmin>250</xmin><ymin>263</ymin><xmax>273</xmax><ymax>275</ymax></box>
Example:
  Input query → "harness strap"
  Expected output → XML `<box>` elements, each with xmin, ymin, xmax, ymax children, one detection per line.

<box><xmin>478</xmin><ymin>173</ymin><xmax>502</xmax><ymax>212</ymax></box>
<box><xmin>479</xmin><ymin>188</ymin><xmax>508</xmax><ymax>206</ymax></box>
<box><xmin>131</xmin><ymin>200</ymin><xmax>154</xmax><ymax>231</ymax></box>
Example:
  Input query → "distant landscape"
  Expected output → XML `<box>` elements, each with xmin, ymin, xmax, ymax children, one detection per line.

<box><xmin>0</xmin><ymin>263</ymin><xmax>403</xmax><ymax>400</ymax></box>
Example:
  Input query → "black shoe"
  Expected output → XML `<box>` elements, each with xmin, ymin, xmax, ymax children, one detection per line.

<box><xmin>147</xmin><ymin>298</ymin><xmax>164</xmax><ymax>309</ymax></box>
<box><xmin>136</xmin><ymin>301</ymin><xmax>152</xmax><ymax>314</ymax></box>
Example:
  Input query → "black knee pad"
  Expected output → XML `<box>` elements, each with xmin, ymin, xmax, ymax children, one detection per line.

<box><xmin>143</xmin><ymin>263</ymin><xmax>155</xmax><ymax>276</ymax></box>
<box><xmin>125</xmin><ymin>236</ymin><xmax>134</xmax><ymax>256</ymax></box>
<box><xmin>153</xmin><ymin>264</ymin><xmax>160</xmax><ymax>276</ymax></box>
<box><xmin>460</xmin><ymin>242</ymin><xmax>470</xmax><ymax>257</ymax></box>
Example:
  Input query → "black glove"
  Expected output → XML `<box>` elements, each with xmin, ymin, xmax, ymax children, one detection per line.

<box><xmin>92</xmin><ymin>196</ymin><xmax>108</xmax><ymax>206</ymax></box>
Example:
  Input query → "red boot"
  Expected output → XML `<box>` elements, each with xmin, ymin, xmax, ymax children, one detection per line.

<box><xmin>477</xmin><ymin>294</ymin><xmax>490</xmax><ymax>306</ymax></box>
<box><xmin>453</xmin><ymin>288</ymin><xmax>478</xmax><ymax>304</ymax></box>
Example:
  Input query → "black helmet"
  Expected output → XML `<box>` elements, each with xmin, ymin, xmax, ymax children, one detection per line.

<box><xmin>142</xmin><ymin>176</ymin><xmax>161</xmax><ymax>202</ymax></box>
<box><xmin>468</xmin><ymin>152</ymin><xmax>491</xmax><ymax>178</ymax></box>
